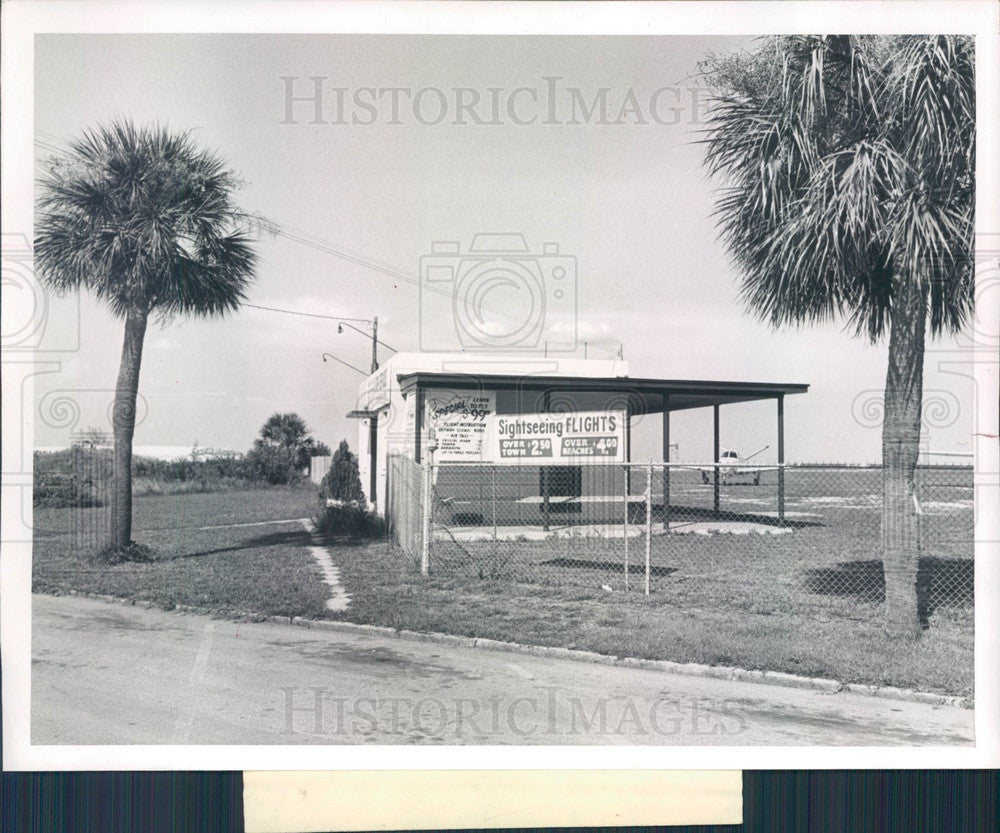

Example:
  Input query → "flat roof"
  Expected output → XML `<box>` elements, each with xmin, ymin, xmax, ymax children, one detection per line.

<box><xmin>396</xmin><ymin>372</ymin><xmax>808</xmax><ymax>413</ymax></box>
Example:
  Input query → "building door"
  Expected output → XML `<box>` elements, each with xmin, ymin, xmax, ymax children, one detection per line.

<box><xmin>539</xmin><ymin>465</ymin><xmax>582</xmax><ymax>513</ymax></box>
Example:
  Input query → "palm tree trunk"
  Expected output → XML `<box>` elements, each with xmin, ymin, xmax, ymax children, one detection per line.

<box><xmin>881</xmin><ymin>275</ymin><xmax>926</xmax><ymax>637</ymax></box>
<box><xmin>109</xmin><ymin>306</ymin><xmax>148</xmax><ymax>552</ymax></box>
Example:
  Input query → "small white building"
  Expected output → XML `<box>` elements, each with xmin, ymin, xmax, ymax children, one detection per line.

<box><xmin>348</xmin><ymin>352</ymin><xmax>629</xmax><ymax>512</ymax></box>
<box><xmin>348</xmin><ymin>351</ymin><xmax>807</xmax><ymax>520</ymax></box>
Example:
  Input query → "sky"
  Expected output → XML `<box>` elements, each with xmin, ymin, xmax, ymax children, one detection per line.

<box><xmin>29</xmin><ymin>33</ymin><xmax>979</xmax><ymax>464</ymax></box>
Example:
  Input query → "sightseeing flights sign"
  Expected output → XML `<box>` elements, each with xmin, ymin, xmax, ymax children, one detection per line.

<box><xmin>486</xmin><ymin>410</ymin><xmax>626</xmax><ymax>465</ymax></box>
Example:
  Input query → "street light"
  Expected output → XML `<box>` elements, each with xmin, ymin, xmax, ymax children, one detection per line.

<box><xmin>321</xmin><ymin>352</ymin><xmax>367</xmax><ymax>376</ymax></box>
<box><xmin>335</xmin><ymin>317</ymin><xmax>398</xmax><ymax>374</ymax></box>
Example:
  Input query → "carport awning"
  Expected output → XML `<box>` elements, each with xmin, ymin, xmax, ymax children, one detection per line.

<box><xmin>396</xmin><ymin>372</ymin><xmax>808</xmax><ymax>413</ymax></box>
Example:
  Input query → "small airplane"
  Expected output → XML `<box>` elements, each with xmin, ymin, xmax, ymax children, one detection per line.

<box><xmin>696</xmin><ymin>445</ymin><xmax>775</xmax><ymax>486</ymax></box>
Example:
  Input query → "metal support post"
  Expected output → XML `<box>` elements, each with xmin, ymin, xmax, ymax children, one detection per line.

<box><xmin>414</xmin><ymin>387</ymin><xmax>425</xmax><ymax>463</ymax></box>
<box><xmin>541</xmin><ymin>389</ymin><xmax>551</xmax><ymax>532</ymax></box>
<box><xmin>420</xmin><ymin>445</ymin><xmax>435</xmax><ymax>576</ymax></box>
<box><xmin>662</xmin><ymin>394</ymin><xmax>671</xmax><ymax>532</ymax></box>
<box><xmin>777</xmin><ymin>395</ymin><xmax>785</xmax><ymax>524</ymax></box>
<box><xmin>713</xmin><ymin>404</ymin><xmax>721</xmax><ymax>515</ymax></box>
<box><xmin>645</xmin><ymin>461</ymin><xmax>652</xmax><ymax>596</ymax></box>
<box><xmin>542</xmin><ymin>470</ymin><xmax>551</xmax><ymax>532</ymax></box>
<box><xmin>368</xmin><ymin>414</ymin><xmax>378</xmax><ymax>507</ymax></box>
<box><xmin>625</xmin><ymin>409</ymin><xmax>632</xmax><ymax>494</ymax></box>
<box><xmin>491</xmin><ymin>465</ymin><xmax>498</xmax><ymax>557</ymax></box>
<box><xmin>623</xmin><ymin>464</ymin><xmax>630</xmax><ymax>593</ymax></box>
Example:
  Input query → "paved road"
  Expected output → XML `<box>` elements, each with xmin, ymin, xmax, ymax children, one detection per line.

<box><xmin>31</xmin><ymin>594</ymin><xmax>973</xmax><ymax>746</ymax></box>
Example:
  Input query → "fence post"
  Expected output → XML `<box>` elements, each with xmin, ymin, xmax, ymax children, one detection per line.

<box><xmin>491</xmin><ymin>465</ymin><xmax>498</xmax><ymax>558</ymax></box>
<box><xmin>777</xmin><ymin>394</ymin><xmax>785</xmax><ymax>524</ymax></box>
<box><xmin>645</xmin><ymin>461</ymin><xmax>652</xmax><ymax>596</ymax></box>
<box><xmin>541</xmin><ymin>467</ymin><xmax>551</xmax><ymax>532</ymax></box>
<box><xmin>713</xmin><ymin>404</ymin><xmax>721</xmax><ymax>515</ymax></box>
<box><xmin>623</xmin><ymin>463</ymin><xmax>629</xmax><ymax>593</ymax></box>
<box><xmin>778</xmin><ymin>463</ymin><xmax>786</xmax><ymax>524</ymax></box>
<box><xmin>420</xmin><ymin>450</ymin><xmax>434</xmax><ymax>577</ymax></box>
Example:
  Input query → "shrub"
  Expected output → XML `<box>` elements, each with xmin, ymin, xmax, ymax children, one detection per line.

<box><xmin>320</xmin><ymin>440</ymin><xmax>366</xmax><ymax>503</ymax></box>
<box><xmin>132</xmin><ymin>455</ymin><xmax>246</xmax><ymax>482</ymax></box>
<box><xmin>314</xmin><ymin>500</ymin><xmax>387</xmax><ymax>540</ymax></box>
<box><xmin>242</xmin><ymin>445</ymin><xmax>303</xmax><ymax>486</ymax></box>
<box><xmin>33</xmin><ymin>448</ymin><xmax>109</xmax><ymax>507</ymax></box>
<box><xmin>93</xmin><ymin>541</ymin><xmax>155</xmax><ymax>565</ymax></box>
<box><xmin>33</xmin><ymin>475</ymin><xmax>104</xmax><ymax>508</ymax></box>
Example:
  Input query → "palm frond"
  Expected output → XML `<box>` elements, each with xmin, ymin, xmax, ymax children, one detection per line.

<box><xmin>35</xmin><ymin>118</ymin><xmax>257</xmax><ymax>319</ymax></box>
<box><xmin>700</xmin><ymin>34</ymin><xmax>975</xmax><ymax>343</ymax></box>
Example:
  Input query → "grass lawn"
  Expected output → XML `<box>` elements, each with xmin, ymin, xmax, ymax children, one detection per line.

<box><xmin>32</xmin><ymin>468</ymin><xmax>974</xmax><ymax>698</ymax></box>
<box><xmin>324</xmin><ymin>466</ymin><xmax>973</xmax><ymax>698</ymax></box>
<box><xmin>325</xmin><ymin>541</ymin><xmax>972</xmax><ymax>698</ymax></box>
<box><xmin>32</xmin><ymin>487</ymin><xmax>331</xmax><ymax>619</ymax></box>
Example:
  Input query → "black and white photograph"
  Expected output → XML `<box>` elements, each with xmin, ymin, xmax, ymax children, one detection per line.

<box><xmin>2</xmin><ymin>0</ymin><xmax>998</xmax><ymax>771</ymax></box>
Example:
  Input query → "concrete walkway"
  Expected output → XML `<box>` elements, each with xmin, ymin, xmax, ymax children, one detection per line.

<box><xmin>297</xmin><ymin>518</ymin><xmax>351</xmax><ymax>613</ymax></box>
<box><xmin>440</xmin><ymin>519</ymin><xmax>793</xmax><ymax>542</ymax></box>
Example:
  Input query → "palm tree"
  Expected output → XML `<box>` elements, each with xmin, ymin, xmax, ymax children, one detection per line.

<box><xmin>701</xmin><ymin>36</ymin><xmax>974</xmax><ymax>636</ymax></box>
<box><xmin>36</xmin><ymin>121</ymin><xmax>257</xmax><ymax>556</ymax></box>
<box><xmin>254</xmin><ymin>412</ymin><xmax>325</xmax><ymax>470</ymax></box>
<box><xmin>257</xmin><ymin>412</ymin><xmax>311</xmax><ymax>452</ymax></box>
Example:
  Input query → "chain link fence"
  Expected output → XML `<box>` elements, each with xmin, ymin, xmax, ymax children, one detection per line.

<box><xmin>33</xmin><ymin>442</ymin><xmax>114</xmax><ymax>550</ymax></box>
<box><xmin>385</xmin><ymin>459</ymin><xmax>973</xmax><ymax>625</ymax></box>
<box><xmin>385</xmin><ymin>453</ymin><xmax>426</xmax><ymax>567</ymax></box>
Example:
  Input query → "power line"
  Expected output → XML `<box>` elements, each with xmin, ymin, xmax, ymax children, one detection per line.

<box><xmin>262</xmin><ymin>219</ymin><xmax>624</xmax><ymax>358</ymax></box>
<box><xmin>35</xmin><ymin>128</ymin><xmax>71</xmax><ymax>145</ymax></box>
<box><xmin>33</xmin><ymin>133</ymin><xmax>623</xmax><ymax>359</ymax></box>
<box><xmin>258</xmin><ymin>218</ymin><xmax>539</xmax><ymax>329</ymax></box>
<box><xmin>32</xmin><ymin>134</ymin><xmax>562</xmax><ymax>333</ymax></box>
<box><xmin>242</xmin><ymin>303</ymin><xmax>371</xmax><ymax>323</ymax></box>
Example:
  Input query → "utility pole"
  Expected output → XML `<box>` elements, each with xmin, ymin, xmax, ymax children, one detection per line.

<box><xmin>337</xmin><ymin>317</ymin><xmax>390</xmax><ymax>373</ymax></box>
<box><xmin>368</xmin><ymin>316</ymin><xmax>379</xmax><ymax>511</ymax></box>
<box><xmin>328</xmin><ymin>313</ymin><xmax>382</xmax><ymax>507</ymax></box>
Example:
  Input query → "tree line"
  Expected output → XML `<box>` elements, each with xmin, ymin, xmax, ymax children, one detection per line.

<box><xmin>34</xmin><ymin>412</ymin><xmax>343</xmax><ymax>506</ymax></box>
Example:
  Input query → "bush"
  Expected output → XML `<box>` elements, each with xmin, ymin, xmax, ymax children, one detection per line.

<box><xmin>133</xmin><ymin>455</ymin><xmax>246</xmax><ymax>482</ymax></box>
<box><xmin>320</xmin><ymin>440</ymin><xmax>366</xmax><ymax>503</ymax></box>
<box><xmin>242</xmin><ymin>445</ymin><xmax>303</xmax><ymax>486</ymax></box>
<box><xmin>33</xmin><ymin>475</ymin><xmax>105</xmax><ymax>508</ymax></box>
<box><xmin>93</xmin><ymin>541</ymin><xmax>155</xmax><ymax>565</ymax></box>
<box><xmin>314</xmin><ymin>500</ymin><xmax>387</xmax><ymax>540</ymax></box>
<box><xmin>32</xmin><ymin>446</ymin><xmax>316</xmax><ymax>504</ymax></box>
<box><xmin>33</xmin><ymin>448</ymin><xmax>109</xmax><ymax>507</ymax></box>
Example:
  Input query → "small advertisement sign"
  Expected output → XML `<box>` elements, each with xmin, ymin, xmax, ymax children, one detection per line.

<box><xmin>425</xmin><ymin>389</ymin><xmax>496</xmax><ymax>462</ymax></box>
<box><xmin>486</xmin><ymin>410</ymin><xmax>626</xmax><ymax>465</ymax></box>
